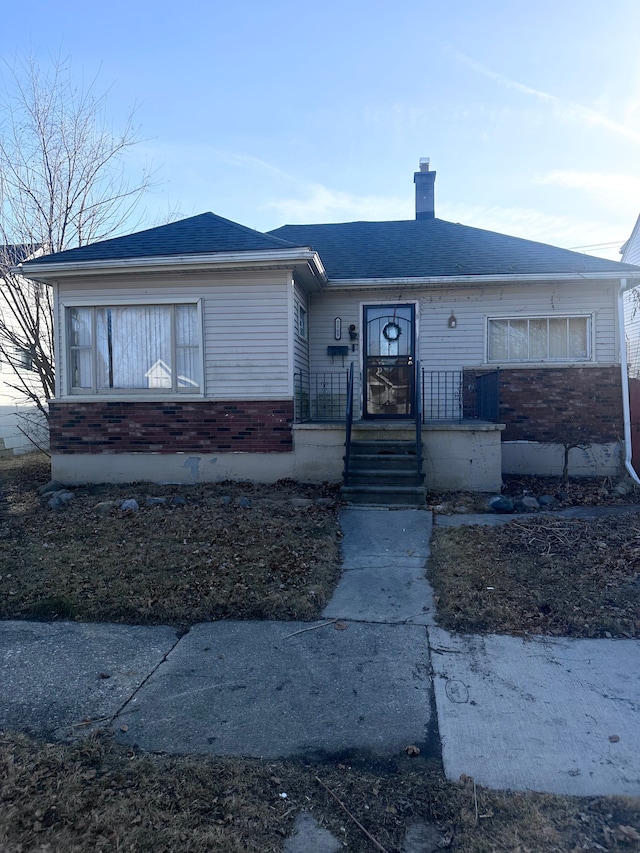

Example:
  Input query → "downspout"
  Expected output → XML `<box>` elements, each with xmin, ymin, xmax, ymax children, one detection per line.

<box><xmin>618</xmin><ymin>278</ymin><xmax>640</xmax><ymax>484</ymax></box>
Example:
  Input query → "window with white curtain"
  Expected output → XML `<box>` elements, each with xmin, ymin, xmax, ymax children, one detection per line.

<box><xmin>487</xmin><ymin>316</ymin><xmax>591</xmax><ymax>363</ymax></box>
<box><xmin>66</xmin><ymin>304</ymin><xmax>201</xmax><ymax>393</ymax></box>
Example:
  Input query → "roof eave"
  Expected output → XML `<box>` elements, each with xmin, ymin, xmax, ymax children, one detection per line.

<box><xmin>15</xmin><ymin>248</ymin><xmax>327</xmax><ymax>287</ymax></box>
<box><xmin>324</xmin><ymin>271</ymin><xmax>640</xmax><ymax>289</ymax></box>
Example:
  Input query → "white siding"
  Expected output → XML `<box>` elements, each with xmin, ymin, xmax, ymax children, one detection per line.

<box><xmin>56</xmin><ymin>270</ymin><xmax>292</xmax><ymax>400</ymax></box>
<box><xmin>624</xmin><ymin>288</ymin><xmax>640</xmax><ymax>378</ymax></box>
<box><xmin>622</xmin><ymin>215</ymin><xmax>640</xmax><ymax>266</ymax></box>
<box><xmin>621</xmin><ymin>220</ymin><xmax>640</xmax><ymax>377</ymax></box>
<box><xmin>293</xmin><ymin>281</ymin><xmax>309</xmax><ymax>376</ymax></box>
<box><xmin>309</xmin><ymin>288</ymin><xmax>361</xmax><ymax>409</ymax></box>
<box><xmin>311</xmin><ymin>279</ymin><xmax>619</xmax><ymax>375</ymax></box>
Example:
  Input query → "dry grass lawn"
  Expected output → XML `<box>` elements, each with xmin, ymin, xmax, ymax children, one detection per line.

<box><xmin>1</xmin><ymin>454</ymin><xmax>640</xmax><ymax>851</ymax></box>
<box><xmin>2</xmin><ymin>732</ymin><xmax>639</xmax><ymax>853</ymax></box>
<box><xmin>429</xmin><ymin>512</ymin><xmax>640</xmax><ymax>638</ymax></box>
<box><xmin>0</xmin><ymin>454</ymin><xmax>341</xmax><ymax>626</ymax></box>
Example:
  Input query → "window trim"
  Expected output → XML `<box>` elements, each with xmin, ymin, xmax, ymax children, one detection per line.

<box><xmin>486</xmin><ymin>313</ymin><xmax>594</xmax><ymax>364</ymax></box>
<box><xmin>11</xmin><ymin>345</ymin><xmax>35</xmax><ymax>372</ymax></box>
<box><xmin>61</xmin><ymin>298</ymin><xmax>204</xmax><ymax>396</ymax></box>
<box><xmin>296</xmin><ymin>303</ymin><xmax>308</xmax><ymax>340</ymax></box>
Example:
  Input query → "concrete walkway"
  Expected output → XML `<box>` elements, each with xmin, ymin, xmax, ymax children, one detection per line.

<box><xmin>0</xmin><ymin>509</ymin><xmax>436</xmax><ymax>761</ymax></box>
<box><xmin>1</xmin><ymin>506</ymin><xmax>639</xmax><ymax>798</ymax></box>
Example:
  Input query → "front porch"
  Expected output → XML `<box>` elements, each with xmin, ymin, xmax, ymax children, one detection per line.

<box><xmin>292</xmin><ymin>368</ymin><xmax>504</xmax><ymax>493</ymax></box>
<box><xmin>292</xmin><ymin>419</ymin><xmax>504</xmax><ymax>493</ymax></box>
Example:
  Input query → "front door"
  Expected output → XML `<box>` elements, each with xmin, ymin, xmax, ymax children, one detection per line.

<box><xmin>363</xmin><ymin>304</ymin><xmax>415</xmax><ymax>418</ymax></box>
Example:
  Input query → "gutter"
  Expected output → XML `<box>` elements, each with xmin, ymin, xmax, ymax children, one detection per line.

<box><xmin>15</xmin><ymin>247</ymin><xmax>327</xmax><ymax>283</ymax></box>
<box><xmin>618</xmin><ymin>277</ymin><xmax>640</xmax><ymax>484</ymax></box>
<box><xmin>325</xmin><ymin>272</ymin><xmax>640</xmax><ymax>289</ymax></box>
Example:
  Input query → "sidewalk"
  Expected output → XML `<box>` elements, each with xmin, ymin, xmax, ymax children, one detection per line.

<box><xmin>1</xmin><ymin>506</ymin><xmax>639</xmax><ymax>797</ymax></box>
<box><xmin>0</xmin><ymin>509</ymin><xmax>435</xmax><ymax>761</ymax></box>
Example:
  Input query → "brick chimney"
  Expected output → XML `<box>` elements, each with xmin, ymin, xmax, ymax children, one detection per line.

<box><xmin>414</xmin><ymin>157</ymin><xmax>436</xmax><ymax>220</ymax></box>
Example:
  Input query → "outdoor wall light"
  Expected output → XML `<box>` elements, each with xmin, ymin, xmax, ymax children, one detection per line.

<box><xmin>348</xmin><ymin>323</ymin><xmax>358</xmax><ymax>351</ymax></box>
<box><xmin>448</xmin><ymin>312</ymin><xmax>457</xmax><ymax>329</ymax></box>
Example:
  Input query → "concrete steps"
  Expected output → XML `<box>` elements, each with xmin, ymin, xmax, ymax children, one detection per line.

<box><xmin>342</xmin><ymin>439</ymin><xmax>426</xmax><ymax>506</ymax></box>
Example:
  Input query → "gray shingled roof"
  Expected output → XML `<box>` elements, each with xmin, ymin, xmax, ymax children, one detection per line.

<box><xmin>20</xmin><ymin>213</ymin><xmax>297</xmax><ymax>267</ymax></box>
<box><xmin>21</xmin><ymin>211</ymin><xmax>639</xmax><ymax>280</ymax></box>
<box><xmin>268</xmin><ymin>219</ymin><xmax>638</xmax><ymax>278</ymax></box>
<box><xmin>1</xmin><ymin>244</ymin><xmax>41</xmax><ymax>266</ymax></box>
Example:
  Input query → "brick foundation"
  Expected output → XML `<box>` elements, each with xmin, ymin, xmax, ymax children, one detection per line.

<box><xmin>465</xmin><ymin>366</ymin><xmax>623</xmax><ymax>443</ymax></box>
<box><xmin>49</xmin><ymin>400</ymin><xmax>294</xmax><ymax>454</ymax></box>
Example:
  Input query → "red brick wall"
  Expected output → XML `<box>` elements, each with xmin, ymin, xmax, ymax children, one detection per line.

<box><xmin>465</xmin><ymin>366</ymin><xmax>623</xmax><ymax>443</ymax></box>
<box><xmin>49</xmin><ymin>400</ymin><xmax>294</xmax><ymax>454</ymax></box>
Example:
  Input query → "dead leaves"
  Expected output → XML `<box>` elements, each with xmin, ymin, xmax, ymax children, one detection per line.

<box><xmin>0</xmin><ymin>476</ymin><xmax>341</xmax><ymax>625</ymax></box>
<box><xmin>430</xmin><ymin>512</ymin><xmax>640</xmax><ymax>638</ymax></box>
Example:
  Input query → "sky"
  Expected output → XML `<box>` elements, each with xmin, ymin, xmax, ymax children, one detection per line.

<box><xmin>2</xmin><ymin>0</ymin><xmax>640</xmax><ymax>260</ymax></box>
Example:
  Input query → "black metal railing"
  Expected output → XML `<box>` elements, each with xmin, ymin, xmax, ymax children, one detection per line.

<box><xmin>343</xmin><ymin>362</ymin><xmax>355</xmax><ymax>486</ymax></box>
<box><xmin>294</xmin><ymin>368</ymin><xmax>500</xmax><ymax>424</ymax></box>
<box><xmin>294</xmin><ymin>371</ymin><xmax>349</xmax><ymax>422</ymax></box>
<box><xmin>415</xmin><ymin>360</ymin><xmax>423</xmax><ymax>476</ymax></box>
<box><xmin>421</xmin><ymin>370</ymin><xmax>463</xmax><ymax>422</ymax></box>
<box><xmin>420</xmin><ymin>369</ymin><xmax>501</xmax><ymax>423</ymax></box>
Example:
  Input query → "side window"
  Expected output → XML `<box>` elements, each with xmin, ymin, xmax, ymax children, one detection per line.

<box><xmin>297</xmin><ymin>304</ymin><xmax>308</xmax><ymax>339</ymax></box>
<box><xmin>13</xmin><ymin>346</ymin><xmax>34</xmax><ymax>371</ymax></box>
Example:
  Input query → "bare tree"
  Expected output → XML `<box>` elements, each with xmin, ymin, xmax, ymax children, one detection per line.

<box><xmin>0</xmin><ymin>54</ymin><xmax>154</xmax><ymax>418</ymax></box>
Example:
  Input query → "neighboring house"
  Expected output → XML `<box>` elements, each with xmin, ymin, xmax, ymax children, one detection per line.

<box><xmin>620</xmin><ymin>216</ymin><xmax>640</xmax><ymax>473</ymax></box>
<box><xmin>0</xmin><ymin>244</ymin><xmax>48</xmax><ymax>455</ymax></box>
<box><xmin>18</xmin><ymin>163</ymin><xmax>640</xmax><ymax>495</ymax></box>
<box><xmin>622</xmin><ymin>214</ymin><xmax>640</xmax><ymax>377</ymax></box>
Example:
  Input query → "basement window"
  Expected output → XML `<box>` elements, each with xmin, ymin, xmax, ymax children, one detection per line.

<box><xmin>66</xmin><ymin>304</ymin><xmax>202</xmax><ymax>393</ymax></box>
<box><xmin>487</xmin><ymin>316</ymin><xmax>591</xmax><ymax>363</ymax></box>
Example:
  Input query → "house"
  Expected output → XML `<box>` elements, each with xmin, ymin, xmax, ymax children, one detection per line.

<box><xmin>622</xmin><ymin>214</ymin><xmax>640</xmax><ymax>378</ymax></box>
<box><xmin>17</xmin><ymin>162</ymin><xmax>640</xmax><ymax>498</ymax></box>
<box><xmin>620</xmin><ymin>215</ymin><xmax>640</xmax><ymax>473</ymax></box>
<box><xmin>0</xmin><ymin>244</ymin><xmax>49</xmax><ymax>456</ymax></box>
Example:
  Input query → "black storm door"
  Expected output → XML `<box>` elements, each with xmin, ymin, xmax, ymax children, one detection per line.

<box><xmin>363</xmin><ymin>304</ymin><xmax>415</xmax><ymax>418</ymax></box>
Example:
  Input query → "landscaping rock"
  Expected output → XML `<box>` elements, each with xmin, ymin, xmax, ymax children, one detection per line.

<box><xmin>220</xmin><ymin>496</ymin><xmax>232</xmax><ymax>506</ymax></box>
<box><xmin>612</xmin><ymin>480</ymin><xmax>634</xmax><ymax>497</ymax></box>
<box><xmin>37</xmin><ymin>480</ymin><xmax>65</xmax><ymax>496</ymax></box>
<box><xmin>235</xmin><ymin>496</ymin><xmax>251</xmax><ymax>508</ymax></box>
<box><xmin>487</xmin><ymin>495</ymin><xmax>514</xmax><ymax>513</ymax></box>
<box><xmin>538</xmin><ymin>494</ymin><xmax>559</xmax><ymax>508</ymax></box>
<box><xmin>47</xmin><ymin>490</ymin><xmax>75</xmax><ymax>510</ymax></box>
<box><xmin>120</xmin><ymin>499</ymin><xmax>139</xmax><ymax>513</ymax></box>
<box><xmin>94</xmin><ymin>500</ymin><xmax>120</xmax><ymax>516</ymax></box>
<box><xmin>171</xmin><ymin>496</ymin><xmax>187</xmax><ymax>507</ymax></box>
<box><xmin>145</xmin><ymin>497</ymin><xmax>167</xmax><ymax>507</ymax></box>
<box><xmin>516</xmin><ymin>496</ymin><xmax>540</xmax><ymax>512</ymax></box>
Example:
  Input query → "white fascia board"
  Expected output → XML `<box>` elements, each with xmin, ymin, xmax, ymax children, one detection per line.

<box><xmin>325</xmin><ymin>272</ymin><xmax>640</xmax><ymax>289</ymax></box>
<box><xmin>15</xmin><ymin>248</ymin><xmax>327</xmax><ymax>283</ymax></box>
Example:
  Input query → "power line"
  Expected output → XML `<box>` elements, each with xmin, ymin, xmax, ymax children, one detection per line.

<box><xmin>569</xmin><ymin>241</ymin><xmax>624</xmax><ymax>251</ymax></box>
